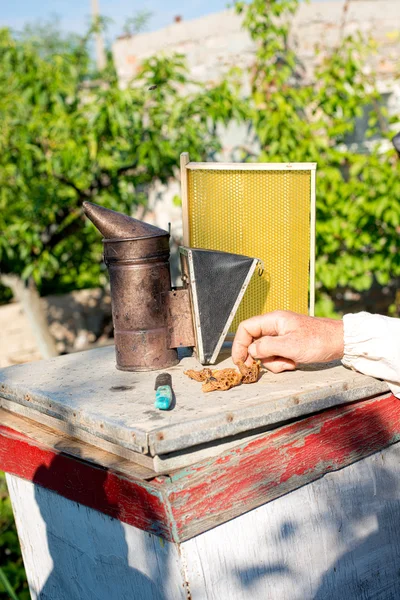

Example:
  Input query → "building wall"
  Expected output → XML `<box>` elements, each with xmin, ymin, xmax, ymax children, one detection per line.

<box><xmin>112</xmin><ymin>1</ymin><xmax>400</xmax><ymax>254</ymax></box>
<box><xmin>113</xmin><ymin>1</ymin><xmax>400</xmax><ymax>90</ymax></box>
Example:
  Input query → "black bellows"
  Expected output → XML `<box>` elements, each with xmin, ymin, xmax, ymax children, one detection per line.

<box><xmin>189</xmin><ymin>249</ymin><xmax>256</xmax><ymax>362</ymax></box>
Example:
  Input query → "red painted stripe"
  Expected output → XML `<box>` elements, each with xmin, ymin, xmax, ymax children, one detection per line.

<box><xmin>166</xmin><ymin>394</ymin><xmax>400</xmax><ymax>540</ymax></box>
<box><xmin>0</xmin><ymin>428</ymin><xmax>172</xmax><ymax>539</ymax></box>
<box><xmin>1</xmin><ymin>394</ymin><xmax>399</xmax><ymax>542</ymax></box>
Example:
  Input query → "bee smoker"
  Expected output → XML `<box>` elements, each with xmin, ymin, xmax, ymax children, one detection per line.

<box><xmin>83</xmin><ymin>202</ymin><xmax>258</xmax><ymax>372</ymax></box>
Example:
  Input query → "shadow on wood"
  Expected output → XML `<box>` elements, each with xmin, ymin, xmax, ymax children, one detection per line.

<box><xmin>26</xmin><ymin>451</ymin><xmax>174</xmax><ymax>600</ymax></box>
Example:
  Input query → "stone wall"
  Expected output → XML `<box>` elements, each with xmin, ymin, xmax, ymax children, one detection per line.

<box><xmin>113</xmin><ymin>1</ymin><xmax>400</xmax><ymax>92</ymax></box>
<box><xmin>112</xmin><ymin>1</ymin><xmax>400</xmax><ymax>252</ymax></box>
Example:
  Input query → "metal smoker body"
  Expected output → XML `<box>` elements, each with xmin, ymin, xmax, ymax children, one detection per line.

<box><xmin>105</xmin><ymin>235</ymin><xmax>178</xmax><ymax>371</ymax></box>
<box><xmin>83</xmin><ymin>202</ymin><xmax>258</xmax><ymax>372</ymax></box>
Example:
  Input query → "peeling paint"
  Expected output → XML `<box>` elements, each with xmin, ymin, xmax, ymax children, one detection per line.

<box><xmin>1</xmin><ymin>394</ymin><xmax>399</xmax><ymax>545</ymax></box>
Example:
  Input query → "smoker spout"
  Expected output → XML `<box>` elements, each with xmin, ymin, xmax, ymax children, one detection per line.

<box><xmin>82</xmin><ymin>201</ymin><xmax>168</xmax><ymax>239</ymax></box>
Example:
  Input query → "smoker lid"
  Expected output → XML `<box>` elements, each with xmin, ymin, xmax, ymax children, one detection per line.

<box><xmin>0</xmin><ymin>346</ymin><xmax>389</xmax><ymax>459</ymax></box>
<box><xmin>82</xmin><ymin>201</ymin><xmax>168</xmax><ymax>240</ymax></box>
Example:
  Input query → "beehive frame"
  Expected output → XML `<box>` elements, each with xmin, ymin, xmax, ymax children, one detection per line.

<box><xmin>180</xmin><ymin>153</ymin><xmax>316</xmax><ymax>329</ymax></box>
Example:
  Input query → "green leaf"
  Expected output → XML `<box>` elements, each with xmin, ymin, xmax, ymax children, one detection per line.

<box><xmin>0</xmin><ymin>567</ymin><xmax>20</xmax><ymax>600</ymax></box>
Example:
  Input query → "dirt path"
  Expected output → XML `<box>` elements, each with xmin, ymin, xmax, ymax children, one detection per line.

<box><xmin>0</xmin><ymin>289</ymin><xmax>112</xmax><ymax>368</ymax></box>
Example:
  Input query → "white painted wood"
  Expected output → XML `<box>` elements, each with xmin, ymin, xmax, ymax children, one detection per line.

<box><xmin>6</xmin><ymin>475</ymin><xmax>186</xmax><ymax>600</ymax></box>
<box><xmin>181</xmin><ymin>443</ymin><xmax>400</xmax><ymax>599</ymax></box>
<box><xmin>8</xmin><ymin>443</ymin><xmax>400</xmax><ymax>599</ymax></box>
<box><xmin>0</xmin><ymin>347</ymin><xmax>388</xmax><ymax>459</ymax></box>
<box><xmin>185</xmin><ymin>162</ymin><xmax>317</xmax><ymax>171</ymax></box>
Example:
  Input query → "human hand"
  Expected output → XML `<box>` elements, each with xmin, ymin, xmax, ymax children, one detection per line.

<box><xmin>232</xmin><ymin>310</ymin><xmax>344</xmax><ymax>373</ymax></box>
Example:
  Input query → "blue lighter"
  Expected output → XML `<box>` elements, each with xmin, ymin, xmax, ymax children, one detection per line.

<box><xmin>154</xmin><ymin>373</ymin><xmax>173</xmax><ymax>410</ymax></box>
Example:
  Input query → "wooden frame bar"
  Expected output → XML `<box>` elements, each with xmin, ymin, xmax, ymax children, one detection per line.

<box><xmin>180</xmin><ymin>152</ymin><xmax>190</xmax><ymax>246</ymax></box>
<box><xmin>309</xmin><ymin>167</ymin><xmax>316</xmax><ymax>316</ymax></box>
<box><xmin>185</xmin><ymin>162</ymin><xmax>317</xmax><ymax>171</ymax></box>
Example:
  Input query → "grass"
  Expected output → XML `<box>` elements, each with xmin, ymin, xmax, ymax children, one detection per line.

<box><xmin>0</xmin><ymin>473</ymin><xmax>29</xmax><ymax>600</ymax></box>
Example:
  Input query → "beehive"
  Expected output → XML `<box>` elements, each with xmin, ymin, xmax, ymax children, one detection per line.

<box><xmin>180</xmin><ymin>153</ymin><xmax>316</xmax><ymax>330</ymax></box>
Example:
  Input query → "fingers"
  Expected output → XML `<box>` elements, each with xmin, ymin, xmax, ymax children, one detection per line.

<box><xmin>248</xmin><ymin>335</ymin><xmax>289</xmax><ymax>361</ymax></box>
<box><xmin>261</xmin><ymin>357</ymin><xmax>296</xmax><ymax>374</ymax></box>
<box><xmin>232</xmin><ymin>314</ymin><xmax>280</xmax><ymax>364</ymax></box>
<box><xmin>231</xmin><ymin>319</ymin><xmax>258</xmax><ymax>364</ymax></box>
<box><xmin>232</xmin><ymin>339</ymin><xmax>251</xmax><ymax>365</ymax></box>
<box><xmin>244</xmin><ymin>354</ymin><xmax>254</xmax><ymax>367</ymax></box>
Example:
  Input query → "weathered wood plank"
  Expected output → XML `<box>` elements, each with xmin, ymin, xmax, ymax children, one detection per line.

<box><xmin>0</xmin><ymin>419</ymin><xmax>172</xmax><ymax>539</ymax></box>
<box><xmin>6</xmin><ymin>475</ymin><xmax>187</xmax><ymax>600</ymax></box>
<box><xmin>0</xmin><ymin>345</ymin><xmax>389</xmax><ymax>459</ymax></box>
<box><xmin>0</xmin><ymin>399</ymin><xmax>278</xmax><ymax>474</ymax></box>
<box><xmin>166</xmin><ymin>393</ymin><xmax>400</xmax><ymax>540</ymax></box>
<box><xmin>1</xmin><ymin>394</ymin><xmax>399</xmax><ymax>543</ymax></box>
<box><xmin>0</xmin><ymin>407</ymin><xmax>156</xmax><ymax>479</ymax></box>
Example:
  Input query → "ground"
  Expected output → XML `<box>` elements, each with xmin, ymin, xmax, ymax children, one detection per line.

<box><xmin>0</xmin><ymin>289</ymin><xmax>113</xmax><ymax>369</ymax></box>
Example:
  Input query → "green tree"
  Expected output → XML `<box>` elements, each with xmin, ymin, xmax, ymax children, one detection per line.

<box><xmin>235</xmin><ymin>0</ymin><xmax>400</xmax><ymax>316</ymax></box>
<box><xmin>0</xmin><ymin>25</ymin><xmax>245</xmax><ymax>351</ymax></box>
<box><xmin>0</xmin><ymin>22</ymin><xmax>245</xmax><ymax>595</ymax></box>
<box><xmin>0</xmin><ymin>472</ymin><xmax>29</xmax><ymax>600</ymax></box>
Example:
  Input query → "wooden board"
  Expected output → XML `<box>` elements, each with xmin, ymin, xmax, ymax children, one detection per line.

<box><xmin>165</xmin><ymin>393</ymin><xmax>400</xmax><ymax>541</ymax></box>
<box><xmin>1</xmin><ymin>394</ymin><xmax>400</xmax><ymax>543</ymax></box>
<box><xmin>6</xmin><ymin>475</ymin><xmax>187</xmax><ymax>600</ymax></box>
<box><xmin>0</xmin><ymin>416</ymin><xmax>172</xmax><ymax>539</ymax></box>
<box><xmin>181</xmin><ymin>442</ymin><xmax>400</xmax><ymax>599</ymax></box>
<box><xmin>0</xmin><ymin>346</ymin><xmax>389</xmax><ymax>461</ymax></box>
<box><xmin>0</xmin><ymin>396</ymin><xmax>268</xmax><ymax>474</ymax></box>
<box><xmin>7</xmin><ymin>441</ymin><xmax>400</xmax><ymax>599</ymax></box>
<box><xmin>0</xmin><ymin>407</ymin><xmax>156</xmax><ymax>480</ymax></box>
<box><xmin>0</xmin><ymin>398</ymin><xmax>157</xmax><ymax>472</ymax></box>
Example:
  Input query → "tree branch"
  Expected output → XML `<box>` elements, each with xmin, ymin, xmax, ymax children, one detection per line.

<box><xmin>85</xmin><ymin>162</ymin><xmax>145</xmax><ymax>194</ymax></box>
<box><xmin>116</xmin><ymin>163</ymin><xmax>144</xmax><ymax>177</ymax></box>
<box><xmin>0</xmin><ymin>274</ymin><xmax>58</xmax><ymax>359</ymax></box>
<box><xmin>54</xmin><ymin>174</ymin><xmax>91</xmax><ymax>198</ymax></box>
<box><xmin>45</xmin><ymin>216</ymin><xmax>85</xmax><ymax>251</ymax></box>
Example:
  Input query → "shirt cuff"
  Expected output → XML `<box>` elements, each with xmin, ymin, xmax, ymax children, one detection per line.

<box><xmin>342</xmin><ymin>312</ymin><xmax>400</xmax><ymax>398</ymax></box>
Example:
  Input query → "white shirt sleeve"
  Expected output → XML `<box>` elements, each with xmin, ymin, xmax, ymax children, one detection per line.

<box><xmin>342</xmin><ymin>312</ymin><xmax>400</xmax><ymax>398</ymax></box>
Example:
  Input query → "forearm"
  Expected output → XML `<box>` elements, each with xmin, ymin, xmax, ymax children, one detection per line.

<box><xmin>342</xmin><ymin>312</ymin><xmax>400</xmax><ymax>398</ymax></box>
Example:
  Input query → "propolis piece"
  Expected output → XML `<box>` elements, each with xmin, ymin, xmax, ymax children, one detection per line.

<box><xmin>184</xmin><ymin>368</ymin><xmax>214</xmax><ymax>383</ymax></box>
<box><xmin>237</xmin><ymin>360</ymin><xmax>261</xmax><ymax>384</ymax></box>
<box><xmin>184</xmin><ymin>361</ymin><xmax>261</xmax><ymax>393</ymax></box>
<box><xmin>202</xmin><ymin>369</ymin><xmax>242</xmax><ymax>393</ymax></box>
<box><xmin>184</xmin><ymin>367</ymin><xmax>243</xmax><ymax>393</ymax></box>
